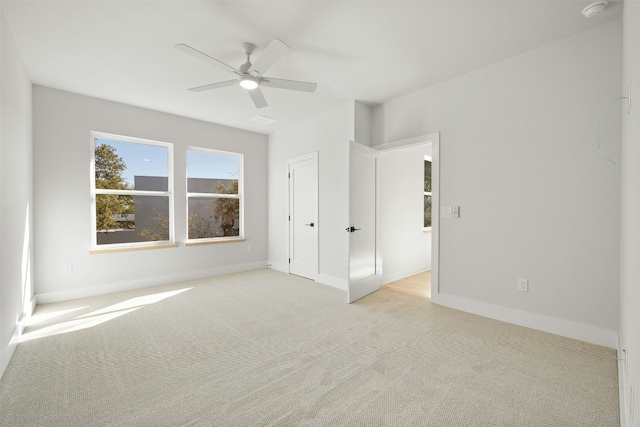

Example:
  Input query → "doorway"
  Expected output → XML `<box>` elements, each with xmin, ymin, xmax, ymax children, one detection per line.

<box><xmin>376</xmin><ymin>133</ymin><xmax>440</xmax><ymax>299</ymax></box>
<box><xmin>382</xmin><ymin>271</ymin><xmax>431</xmax><ymax>299</ymax></box>
<box><xmin>287</xmin><ymin>152</ymin><xmax>319</xmax><ymax>280</ymax></box>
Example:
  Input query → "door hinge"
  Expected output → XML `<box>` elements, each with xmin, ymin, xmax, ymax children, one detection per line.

<box><xmin>288</xmin><ymin>215</ymin><xmax>290</xmax><ymax>221</ymax></box>
<box><xmin>288</xmin><ymin>258</ymin><xmax>291</xmax><ymax>263</ymax></box>
<box><xmin>288</xmin><ymin>172</ymin><xmax>290</xmax><ymax>178</ymax></box>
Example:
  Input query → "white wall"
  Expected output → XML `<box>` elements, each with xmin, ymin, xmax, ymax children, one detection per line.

<box><xmin>0</xmin><ymin>11</ymin><xmax>33</xmax><ymax>377</ymax></box>
<box><xmin>618</xmin><ymin>1</ymin><xmax>640</xmax><ymax>425</ymax></box>
<box><xmin>268</xmin><ymin>101</ymin><xmax>354</xmax><ymax>288</ymax></box>
<box><xmin>379</xmin><ymin>143</ymin><xmax>431</xmax><ymax>283</ymax></box>
<box><xmin>32</xmin><ymin>86</ymin><xmax>268</xmax><ymax>302</ymax></box>
<box><xmin>372</xmin><ymin>20</ymin><xmax>622</xmax><ymax>347</ymax></box>
<box><xmin>354</xmin><ymin>101</ymin><xmax>372</xmax><ymax>147</ymax></box>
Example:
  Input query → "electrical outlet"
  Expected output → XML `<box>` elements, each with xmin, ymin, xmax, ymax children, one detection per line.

<box><xmin>247</xmin><ymin>245</ymin><xmax>253</xmax><ymax>253</ymax></box>
<box><xmin>63</xmin><ymin>264</ymin><xmax>73</xmax><ymax>274</ymax></box>
<box><xmin>517</xmin><ymin>278</ymin><xmax>529</xmax><ymax>292</ymax></box>
<box><xmin>441</xmin><ymin>207</ymin><xmax>452</xmax><ymax>218</ymax></box>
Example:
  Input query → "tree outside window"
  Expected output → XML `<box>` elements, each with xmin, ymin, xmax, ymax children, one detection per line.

<box><xmin>186</xmin><ymin>148</ymin><xmax>243</xmax><ymax>242</ymax></box>
<box><xmin>424</xmin><ymin>158</ymin><xmax>432</xmax><ymax>229</ymax></box>
<box><xmin>91</xmin><ymin>132</ymin><xmax>172</xmax><ymax>248</ymax></box>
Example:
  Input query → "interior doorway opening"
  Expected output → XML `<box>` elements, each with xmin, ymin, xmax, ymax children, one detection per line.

<box><xmin>382</xmin><ymin>271</ymin><xmax>431</xmax><ymax>299</ymax></box>
<box><xmin>376</xmin><ymin>132</ymin><xmax>439</xmax><ymax>300</ymax></box>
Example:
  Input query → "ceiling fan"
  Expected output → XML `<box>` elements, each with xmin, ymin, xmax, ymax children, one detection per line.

<box><xmin>175</xmin><ymin>39</ymin><xmax>317</xmax><ymax>109</ymax></box>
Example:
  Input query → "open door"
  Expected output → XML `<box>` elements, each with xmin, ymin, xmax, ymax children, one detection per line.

<box><xmin>347</xmin><ymin>141</ymin><xmax>381</xmax><ymax>303</ymax></box>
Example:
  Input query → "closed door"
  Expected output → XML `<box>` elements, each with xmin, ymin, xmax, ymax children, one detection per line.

<box><xmin>288</xmin><ymin>153</ymin><xmax>318</xmax><ymax>280</ymax></box>
<box><xmin>347</xmin><ymin>142</ymin><xmax>381</xmax><ymax>302</ymax></box>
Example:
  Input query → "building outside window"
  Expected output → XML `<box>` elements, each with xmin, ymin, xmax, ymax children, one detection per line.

<box><xmin>186</xmin><ymin>148</ymin><xmax>243</xmax><ymax>242</ymax></box>
<box><xmin>91</xmin><ymin>132</ymin><xmax>173</xmax><ymax>249</ymax></box>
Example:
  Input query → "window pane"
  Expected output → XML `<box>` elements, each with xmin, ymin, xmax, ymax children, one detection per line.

<box><xmin>188</xmin><ymin>197</ymin><xmax>240</xmax><ymax>239</ymax></box>
<box><xmin>188</xmin><ymin>178</ymin><xmax>238</xmax><ymax>195</ymax></box>
<box><xmin>424</xmin><ymin>195</ymin><xmax>432</xmax><ymax>228</ymax></box>
<box><xmin>424</xmin><ymin>160</ymin><xmax>432</xmax><ymax>192</ymax></box>
<box><xmin>95</xmin><ymin>139</ymin><xmax>168</xmax><ymax>190</ymax></box>
<box><xmin>96</xmin><ymin>194</ymin><xmax>169</xmax><ymax>245</ymax></box>
<box><xmin>187</xmin><ymin>150</ymin><xmax>240</xmax><ymax>194</ymax></box>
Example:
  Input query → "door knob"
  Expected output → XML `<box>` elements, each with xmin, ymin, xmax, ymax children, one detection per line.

<box><xmin>305</xmin><ymin>222</ymin><xmax>315</xmax><ymax>227</ymax></box>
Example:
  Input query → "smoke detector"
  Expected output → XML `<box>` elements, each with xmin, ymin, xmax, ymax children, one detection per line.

<box><xmin>582</xmin><ymin>1</ymin><xmax>608</xmax><ymax>18</ymax></box>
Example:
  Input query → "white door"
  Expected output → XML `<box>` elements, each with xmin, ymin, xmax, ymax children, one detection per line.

<box><xmin>288</xmin><ymin>152</ymin><xmax>318</xmax><ymax>280</ymax></box>
<box><xmin>347</xmin><ymin>141</ymin><xmax>381</xmax><ymax>303</ymax></box>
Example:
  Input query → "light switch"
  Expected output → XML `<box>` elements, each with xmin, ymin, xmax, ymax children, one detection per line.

<box><xmin>452</xmin><ymin>206</ymin><xmax>460</xmax><ymax>218</ymax></box>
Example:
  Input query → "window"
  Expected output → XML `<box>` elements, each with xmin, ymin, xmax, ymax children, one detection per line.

<box><xmin>424</xmin><ymin>156</ymin><xmax>432</xmax><ymax>230</ymax></box>
<box><xmin>91</xmin><ymin>132</ymin><xmax>173</xmax><ymax>249</ymax></box>
<box><xmin>186</xmin><ymin>148</ymin><xmax>243</xmax><ymax>242</ymax></box>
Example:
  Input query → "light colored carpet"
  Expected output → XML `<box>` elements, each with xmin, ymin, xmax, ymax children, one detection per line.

<box><xmin>0</xmin><ymin>269</ymin><xmax>619</xmax><ymax>426</ymax></box>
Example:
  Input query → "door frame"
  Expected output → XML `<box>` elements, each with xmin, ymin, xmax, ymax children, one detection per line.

<box><xmin>287</xmin><ymin>151</ymin><xmax>319</xmax><ymax>279</ymax></box>
<box><xmin>374</xmin><ymin>132</ymin><xmax>440</xmax><ymax>297</ymax></box>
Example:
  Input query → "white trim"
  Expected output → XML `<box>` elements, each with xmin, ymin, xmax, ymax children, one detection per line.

<box><xmin>430</xmin><ymin>292</ymin><xmax>618</xmax><ymax>349</ymax></box>
<box><xmin>268</xmin><ymin>261</ymin><xmax>289</xmax><ymax>274</ymax></box>
<box><xmin>430</xmin><ymin>134</ymin><xmax>440</xmax><ymax>296</ymax></box>
<box><xmin>374</xmin><ymin>133</ymin><xmax>438</xmax><ymax>152</ymax></box>
<box><xmin>0</xmin><ymin>325</ymin><xmax>19</xmax><ymax>380</ymax></box>
<box><xmin>0</xmin><ymin>295</ymin><xmax>33</xmax><ymax>379</ymax></box>
<box><xmin>267</xmin><ymin>263</ymin><xmax>346</xmax><ymax>291</ymax></box>
<box><xmin>618</xmin><ymin>334</ymin><xmax>630</xmax><ymax>427</ymax></box>
<box><xmin>316</xmin><ymin>274</ymin><xmax>348</xmax><ymax>291</ymax></box>
<box><xmin>36</xmin><ymin>261</ymin><xmax>267</xmax><ymax>304</ymax></box>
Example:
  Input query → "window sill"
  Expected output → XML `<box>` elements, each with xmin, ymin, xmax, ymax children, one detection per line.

<box><xmin>90</xmin><ymin>243</ymin><xmax>178</xmax><ymax>254</ymax></box>
<box><xmin>185</xmin><ymin>238</ymin><xmax>246</xmax><ymax>247</ymax></box>
<box><xmin>423</xmin><ymin>228</ymin><xmax>432</xmax><ymax>234</ymax></box>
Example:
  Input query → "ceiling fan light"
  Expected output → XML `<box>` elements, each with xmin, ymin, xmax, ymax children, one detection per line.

<box><xmin>240</xmin><ymin>77</ymin><xmax>259</xmax><ymax>90</ymax></box>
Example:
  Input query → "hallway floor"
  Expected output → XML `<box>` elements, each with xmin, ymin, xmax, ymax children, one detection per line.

<box><xmin>381</xmin><ymin>270</ymin><xmax>431</xmax><ymax>299</ymax></box>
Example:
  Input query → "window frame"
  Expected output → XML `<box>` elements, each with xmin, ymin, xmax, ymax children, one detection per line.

<box><xmin>424</xmin><ymin>155</ymin><xmax>432</xmax><ymax>232</ymax></box>
<box><xmin>185</xmin><ymin>146</ymin><xmax>244</xmax><ymax>244</ymax></box>
<box><xmin>90</xmin><ymin>131</ymin><xmax>175</xmax><ymax>251</ymax></box>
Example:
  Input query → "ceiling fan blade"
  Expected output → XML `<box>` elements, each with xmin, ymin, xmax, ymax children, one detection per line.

<box><xmin>188</xmin><ymin>80</ymin><xmax>238</xmax><ymax>92</ymax></box>
<box><xmin>248</xmin><ymin>87</ymin><xmax>268</xmax><ymax>109</ymax></box>
<box><xmin>260</xmin><ymin>77</ymin><xmax>317</xmax><ymax>93</ymax></box>
<box><xmin>248</xmin><ymin>38</ymin><xmax>289</xmax><ymax>75</ymax></box>
<box><xmin>175</xmin><ymin>43</ymin><xmax>241</xmax><ymax>76</ymax></box>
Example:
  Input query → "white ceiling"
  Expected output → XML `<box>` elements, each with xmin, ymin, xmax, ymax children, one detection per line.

<box><xmin>1</xmin><ymin>0</ymin><xmax>622</xmax><ymax>134</ymax></box>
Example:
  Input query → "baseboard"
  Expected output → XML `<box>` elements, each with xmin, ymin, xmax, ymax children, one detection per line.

<box><xmin>267</xmin><ymin>263</ymin><xmax>347</xmax><ymax>291</ymax></box>
<box><xmin>383</xmin><ymin>267</ymin><xmax>430</xmax><ymax>285</ymax></box>
<box><xmin>431</xmin><ymin>292</ymin><xmax>618</xmax><ymax>349</ymax></box>
<box><xmin>0</xmin><ymin>325</ymin><xmax>19</xmax><ymax>380</ymax></box>
<box><xmin>36</xmin><ymin>261</ymin><xmax>268</xmax><ymax>304</ymax></box>
<box><xmin>267</xmin><ymin>261</ymin><xmax>289</xmax><ymax>274</ymax></box>
<box><xmin>618</xmin><ymin>334</ymin><xmax>629</xmax><ymax>427</ymax></box>
<box><xmin>0</xmin><ymin>295</ymin><xmax>37</xmax><ymax>380</ymax></box>
<box><xmin>316</xmin><ymin>274</ymin><xmax>347</xmax><ymax>291</ymax></box>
